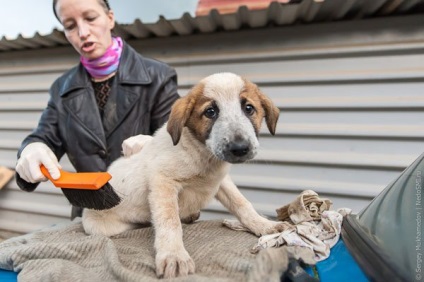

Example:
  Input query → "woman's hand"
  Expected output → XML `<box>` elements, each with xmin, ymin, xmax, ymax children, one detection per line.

<box><xmin>122</xmin><ymin>134</ymin><xmax>153</xmax><ymax>157</ymax></box>
<box><xmin>15</xmin><ymin>142</ymin><xmax>61</xmax><ymax>183</ymax></box>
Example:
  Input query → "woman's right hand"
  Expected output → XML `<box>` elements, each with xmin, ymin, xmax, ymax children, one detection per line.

<box><xmin>15</xmin><ymin>142</ymin><xmax>61</xmax><ymax>183</ymax></box>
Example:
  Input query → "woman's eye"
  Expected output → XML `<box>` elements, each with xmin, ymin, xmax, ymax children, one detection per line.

<box><xmin>64</xmin><ymin>23</ymin><xmax>75</xmax><ymax>30</ymax></box>
<box><xmin>204</xmin><ymin>107</ymin><xmax>218</xmax><ymax>119</ymax></box>
<box><xmin>244</xmin><ymin>104</ymin><xmax>255</xmax><ymax>115</ymax></box>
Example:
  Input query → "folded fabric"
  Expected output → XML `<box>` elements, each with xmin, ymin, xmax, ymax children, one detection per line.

<box><xmin>0</xmin><ymin>219</ymin><xmax>314</xmax><ymax>282</ymax></box>
<box><xmin>223</xmin><ymin>190</ymin><xmax>352</xmax><ymax>261</ymax></box>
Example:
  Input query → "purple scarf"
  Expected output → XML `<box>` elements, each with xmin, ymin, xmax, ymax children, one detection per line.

<box><xmin>80</xmin><ymin>36</ymin><xmax>123</xmax><ymax>79</ymax></box>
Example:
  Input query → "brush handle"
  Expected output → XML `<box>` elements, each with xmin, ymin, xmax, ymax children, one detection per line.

<box><xmin>40</xmin><ymin>165</ymin><xmax>112</xmax><ymax>190</ymax></box>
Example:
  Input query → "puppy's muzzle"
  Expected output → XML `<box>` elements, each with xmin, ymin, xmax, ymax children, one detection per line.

<box><xmin>223</xmin><ymin>139</ymin><xmax>256</xmax><ymax>163</ymax></box>
<box><xmin>228</xmin><ymin>141</ymin><xmax>249</xmax><ymax>157</ymax></box>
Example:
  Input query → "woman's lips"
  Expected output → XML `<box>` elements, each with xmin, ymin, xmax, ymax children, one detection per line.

<box><xmin>81</xmin><ymin>42</ymin><xmax>95</xmax><ymax>53</ymax></box>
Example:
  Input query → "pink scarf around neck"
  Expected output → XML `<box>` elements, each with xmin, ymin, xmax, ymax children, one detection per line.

<box><xmin>80</xmin><ymin>36</ymin><xmax>123</xmax><ymax>79</ymax></box>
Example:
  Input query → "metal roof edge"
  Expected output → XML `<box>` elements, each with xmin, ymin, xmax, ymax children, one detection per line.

<box><xmin>0</xmin><ymin>0</ymin><xmax>423</xmax><ymax>52</ymax></box>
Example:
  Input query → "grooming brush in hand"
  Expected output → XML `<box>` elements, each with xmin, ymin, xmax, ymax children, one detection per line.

<box><xmin>40</xmin><ymin>165</ymin><xmax>121</xmax><ymax>210</ymax></box>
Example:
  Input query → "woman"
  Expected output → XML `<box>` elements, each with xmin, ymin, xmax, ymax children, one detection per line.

<box><xmin>15</xmin><ymin>0</ymin><xmax>180</xmax><ymax>218</ymax></box>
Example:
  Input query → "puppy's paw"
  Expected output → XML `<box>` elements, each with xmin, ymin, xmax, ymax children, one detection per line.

<box><xmin>121</xmin><ymin>134</ymin><xmax>153</xmax><ymax>157</ymax></box>
<box><xmin>264</xmin><ymin>220</ymin><xmax>293</xmax><ymax>235</ymax></box>
<box><xmin>156</xmin><ymin>249</ymin><xmax>195</xmax><ymax>278</ymax></box>
<box><xmin>181</xmin><ymin>211</ymin><xmax>200</xmax><ymax>224</ymax></box>
<box><xmin>250</xmin><ymin>220</ymin><xmax>293</xmax><ymax>236</ymax></box>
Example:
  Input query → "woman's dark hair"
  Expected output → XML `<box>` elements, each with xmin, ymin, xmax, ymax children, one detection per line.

<box><xmin>53</xmin><ymin>0</ymin><xmax>111</xmax><ymax>22</ymax></box>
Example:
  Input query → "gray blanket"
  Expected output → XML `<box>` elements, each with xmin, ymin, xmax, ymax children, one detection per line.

<box><xmin>0</xmin><ymin>219</ymin><xmax>312</xmax><ymax>282</ymax></box>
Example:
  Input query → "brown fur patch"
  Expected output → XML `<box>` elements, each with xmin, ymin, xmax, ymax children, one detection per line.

<box><xmin>243</xmin><ymin>79</ymin><xmax>280</xmax><ymax>135</ymax></box>
<box><xmin>167</xmin><ymin>83</ymin><xmax>205</xmax><ymax>145</ymax></box>
<box><xmin>185</xmin><ymin>95</ymin><xmax>216</xmax><ymax>144</ymax></box>
<box><xmin>240</xmin><ymin>81</ymin><xmax>265</xmax><ymax>136</ymax></box>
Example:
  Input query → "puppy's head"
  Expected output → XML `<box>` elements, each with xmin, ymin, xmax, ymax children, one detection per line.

<box><xmin>167</xmin><ymin>73</ymin><xmax>279</xmax><ymax>163</ymax></box>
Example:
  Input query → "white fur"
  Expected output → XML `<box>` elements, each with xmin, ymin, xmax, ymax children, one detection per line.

<box><xmin>203</xmin><ymin>74</ymin><xmax>259</xmax><ymax>162</ymax></box>
<box><xmin>82</xmin><ymin>72</ymin><xmax>287</xmax><ymax>279</ymax></box>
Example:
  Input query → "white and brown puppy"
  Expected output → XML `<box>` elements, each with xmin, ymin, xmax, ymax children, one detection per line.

<box><xmin>82</xmin><ymin>72</ymin><xmax>287</xmax><ymax>278</ymax></box>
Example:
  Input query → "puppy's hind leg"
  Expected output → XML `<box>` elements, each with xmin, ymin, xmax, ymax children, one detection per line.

<box><xmin>82</xmin><ymin>210</ymin><xmax>135</xmax><ymax>237</ymax></box>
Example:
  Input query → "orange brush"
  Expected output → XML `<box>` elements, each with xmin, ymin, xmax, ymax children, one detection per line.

<box><xmin>40</xmin><ymin>165</ymin><xmax>111</xmax><ymax>190</ymax></box>
<box><xmin>40</xmin><ymin>165</ymin><xmax>121</xmax><ymax>210</ymax></box>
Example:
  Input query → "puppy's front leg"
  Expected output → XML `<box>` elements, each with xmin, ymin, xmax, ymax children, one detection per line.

<box><xmin>148</xmin><ymin>178</ymin><xmax>195</xmax><ymax>278</ymax></box>
<box><xmin>216</xmin><ymin>174</ymin><xmax>288</xmax><ymax>236</ymax></box>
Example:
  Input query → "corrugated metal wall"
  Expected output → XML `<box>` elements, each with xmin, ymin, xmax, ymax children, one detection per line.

<box><xmin>0</xmin><ymin>14</ymin><xmax>423</xmax><ymax>233</ymax></box>
<box><xmin>0</xmin><ymin>49</ymin><xmax>78</xmax><ymax>233</ymax></box>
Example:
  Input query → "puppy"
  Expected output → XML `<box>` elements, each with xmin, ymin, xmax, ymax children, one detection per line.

<box><xmin>82</xmin><ymin>72</ymin><xmax>287</xmax><ymax>278</ymax></box>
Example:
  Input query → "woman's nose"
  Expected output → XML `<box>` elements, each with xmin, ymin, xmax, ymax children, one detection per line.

<box><xmin>78</xmin><ymin>23</ymin><xmax>90</xmax><ymax>39</ymax></box>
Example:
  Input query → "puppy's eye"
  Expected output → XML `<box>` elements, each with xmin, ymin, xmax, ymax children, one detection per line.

<box><xmin>244</xmin><ymin>104</ymin><xmax>255</xmax><ymax>116</ymax></box>
<box><xmin>204</xmin><ymin>107</ymin><xmax>218</xmax><ymax>119</ymax></box>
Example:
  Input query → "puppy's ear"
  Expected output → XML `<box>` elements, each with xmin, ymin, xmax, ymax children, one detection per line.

<box><xmin>258</xmin><ymin>89</ymin><xmax>280</xmax><ymax>136</ymax></box>
<box><xmin>166</xmin><ymin>84</ymin><xmax>203</xmax><ymax>145</ymax></box>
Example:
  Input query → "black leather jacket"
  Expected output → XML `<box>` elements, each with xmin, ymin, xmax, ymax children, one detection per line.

<box><xmin>16</xmin><ymin>41</ymin><xmax>180</xmax><ymax>192</ymax></box>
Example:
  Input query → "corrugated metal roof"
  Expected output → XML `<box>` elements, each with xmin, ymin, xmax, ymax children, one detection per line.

<box><xmin>195</xmin><ymin>0</ymin><xmax>292</xmax><ymax>16</ymax></box>
<box><xmin>0</xmin><ymin>0</ymin><xmax>423</xmax><ymax>52</ymax></box>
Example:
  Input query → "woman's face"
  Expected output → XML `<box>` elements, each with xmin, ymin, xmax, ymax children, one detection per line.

<box><xmin>55</xmin><ymin>0</ymin><xmax>115</xmax><ymax>59</ymax></box>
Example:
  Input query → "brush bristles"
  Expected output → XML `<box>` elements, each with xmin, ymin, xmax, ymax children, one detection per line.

<box><xmin>61</xmin><ymin>183</ymin><xmax>121</xmax><ymax>210</ymax></box>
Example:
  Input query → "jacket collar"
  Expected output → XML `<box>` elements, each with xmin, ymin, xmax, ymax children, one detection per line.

<box><xmin>59</xmin><ymin>41</ymin><xmax>151</xmax><ymax>97</ymax></box>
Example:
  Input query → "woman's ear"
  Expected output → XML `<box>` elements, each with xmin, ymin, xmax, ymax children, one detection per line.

<box><xmin>108</xmin><ymin>10</ymin><xmax>115</xmax><ymax>30</ymax></box>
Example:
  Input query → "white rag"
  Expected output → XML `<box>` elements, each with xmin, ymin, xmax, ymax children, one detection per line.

<box><xmin>223</xmin><ymin>190</ymin><xmax>352</xmax><ymax>261</ymax></box>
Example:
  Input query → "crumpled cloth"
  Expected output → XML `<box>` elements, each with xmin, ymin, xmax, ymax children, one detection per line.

<box><xmin>223</xmin><ymin>190</ymin><xmax>352</xmax><ymax>261</ymax></box>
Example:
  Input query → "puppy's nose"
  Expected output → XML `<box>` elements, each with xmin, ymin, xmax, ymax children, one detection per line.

<box><xmin>229</xmin><ymin>141</ymin><xmax>250</xmax><ymax>157</ymax></box>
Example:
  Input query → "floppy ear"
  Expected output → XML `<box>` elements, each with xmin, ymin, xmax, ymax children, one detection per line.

<box><xmin>166</xmin><ymin>97</ymin><xmax>194</xmax><ymax>145</ymax></box>
<box><xmin>166</xmin><ymin>84</ymin><xmax>203</xmax><ymax>145</ymax></box>
<box><xmin>258</xmin><ymin>90</ymin><xmax>280</xmax><ymax>135</ymax></box>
